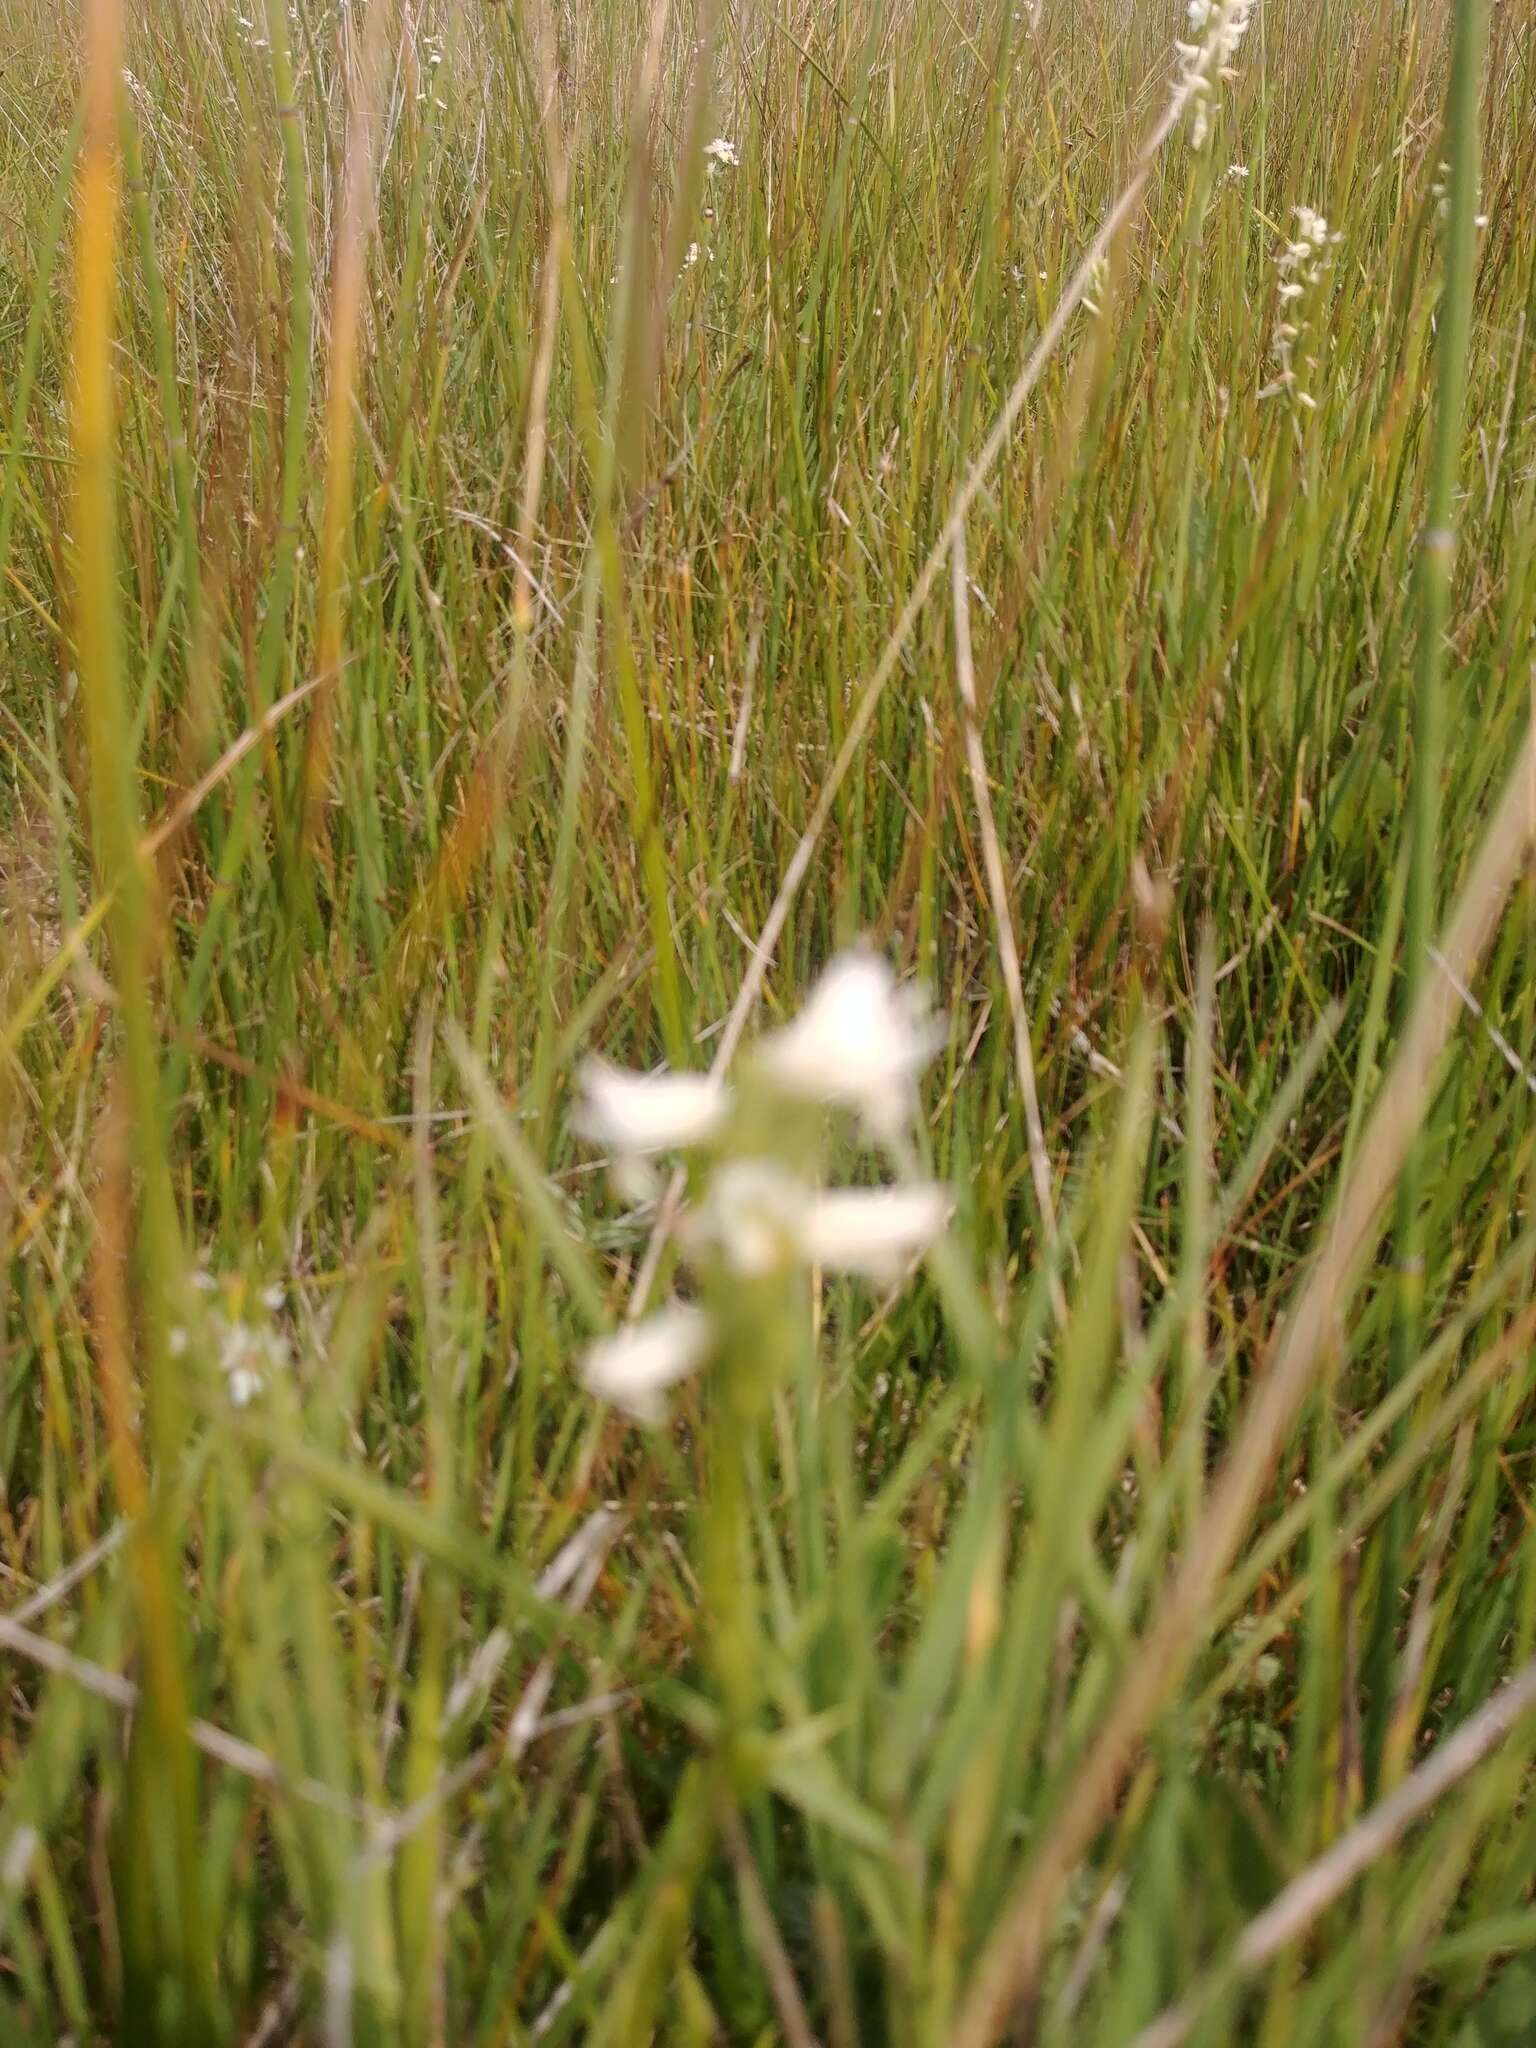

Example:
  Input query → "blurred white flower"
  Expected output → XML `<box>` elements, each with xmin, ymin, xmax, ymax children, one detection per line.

<box><xmin>575</xmin><ymin>1059</ymin><xmax>728</xmax><ymax>1156</ymax></box>
<box><xmin>611</xmin><ymin>1154</ymin><xmax>663</xmax><ymax>1207</ymax></box>
<box><xmin>1263</xmin><ymin>201</ymin><xmax>1341</xmax><ymax>405</ymax></box>
<box><xmin>704</xmin><ymin>136</ymin><xmax>739</xmax><ymax>168</ymax></box>
<box><xmin>1431</xmin><ymin>158</ymin><xmax>1490</xmax><ymax>230</ymax></box>
<box><xmin>757</xmin><ymin>951</ymin><xmax>943</xmax><ymax>1140</ymax></box>
<box><xmin>798</xmin><ymin>1184</ymin><xmax>949</xmax><ymax>1282</ymax></box>
<box><xmin>215</xmin><ymin>1316</ymin><xmax>288</xmax><ymax>1408</ymax></box>
<box><xmin>687</xmin><ymin>1158</ymin><xmax>808</xmax><ymax>1276</ymax></box>
<box><xmin>580</xmin><ymin>1304</ymin><xmax>714</xmax><ymax>1423</ymax></box>
<box><xmin>688</xmin><ymin>1160</ymin><xmax>948</xmax><ymax>1282</ymax></box>
<box><xmin>1176</xmin><ymin>0</ymin><xmax>1256</xmax><ymax>149</ymax></box>
<box><xmin>1289</xmin><ymin>205</ymin><xmax>1337</xmax><ymax>257</ymax></box>
<box><xmin>683</xmin><ymin>240</ymin><xmax>704</xmax><ymax>268</ymax></box>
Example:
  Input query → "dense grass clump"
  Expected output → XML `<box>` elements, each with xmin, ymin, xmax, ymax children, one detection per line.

<box><xmin>4</xmin><ymin>0</ymin><xmax>1536</xmax><ymax>2039</ymax></box>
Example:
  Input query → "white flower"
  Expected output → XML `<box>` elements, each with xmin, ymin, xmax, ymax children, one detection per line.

<box><xmin>798</xmin><ymin>1184</ymin><xmax>949</xmax><ymax>1282</ymax></box>
<box><xmin>704</xmin><ymin>136</ymin><xmax>739</xmax><ymax>168</ymax></box>
<box><xmin>611</xmin><ymin>1154</ymin><xmax>663</xmax><ymax>1207</ymax></box>
<box><xmin>756</xmin><ymin>951</ymin><xmax>942</xmax><ymax>1140</ymax></box>
<box><xmin>214</xmin><ymin>1316</ymin><xmax>288</xmax><ymax>1408</ymax></box>
<box><xmin>574</xmin><ymin>1059</ymin><xmax>728</xmax><ymax>1156</ymax></box>
<box><xmin>686</xmin><ymin>1159</ymin><xmax>808</xmax><ymax>1276</ymax></box>
<box><xmin>1226</xmin><ymin>162</ymin><xmax>1249</xmax><ymax>182</ymax></box>
<box><xmin>579</xmin><ymin>1304</ymin><xmax>714</xmax><ymax>1423</ymax></box>
<box><xmin>687</xmin><ymin>1161</ymin><xmax>949</xmax><ymax>1282</ymax></box>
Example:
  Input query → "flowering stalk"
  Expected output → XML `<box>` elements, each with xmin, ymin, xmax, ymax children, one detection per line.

<box><xmin>1261</xmin><ymin>206</ymin><xmax>1343</xmax><ymax>410</ymax></box>
<box><xmin>571</xmin><ymin>951</ymin><xmax>951</xmax><ymax>1784</ymax></box>
<box><xmin>1175</xmin><ymin>0</ymin><xmax>1258</xmax><ymax>151</ymax></box>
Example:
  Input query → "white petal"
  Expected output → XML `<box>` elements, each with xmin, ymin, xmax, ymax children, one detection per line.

<box><xmin>574</xmin><ymin>1059</ymin><xmax>728</xmax><ymax>1156</ymax></box>
<box><xmin>798</xmin><ymin>1184</ymin><xmax>949</xmax><ymax>1282</ymax></box>
<box><xmin>227</xmin><ymin>1365</ymin><xmax>264</xmax><ymax>1408</ymax></box>
<box><xmin>579</xmin><ymin>1305</ymin><xmax>714</xmax><ymax>1423</ymax></box>
<box><xmin>757</xmin><ymin>951</ymin><xmax>942</xmax><ymax>1138</ymax></box>
<box><xmin>611</xmin><ymin>1154</ymin><xmax>662</xmax><ymax>1207</ymax></box>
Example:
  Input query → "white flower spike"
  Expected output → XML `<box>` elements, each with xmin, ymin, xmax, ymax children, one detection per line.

<box><xmin>757</xmin><ymin>950</ymin><xmax>943</xmax><ymax>1141</ymax></box>
<box><xmin>580</xmin><ymin>1304</ymin><xmax>715</xmax><ymax>1424</ymax></box>
<box><xmin>575</xmin><ymin>1059</ymin><xmax>728</xmax><ymax>1156</ymax></box>
<box><xmin>704</xmin><ymin>136</ymin><xmax>739</xmax><ymax>168</ymax></box>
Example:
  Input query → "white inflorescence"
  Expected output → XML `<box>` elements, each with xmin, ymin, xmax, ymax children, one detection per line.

<box><xmin>1175</xmin><ymin>0</ymin><xmax>1258</xmax><ymax>151</ymax></box>
<box><xmin>571</xmin><ymin>949</ymin><xmax>951</xmax><ymax>1425</ymax></box>
<box><xmin>703</xmin><ymin>137</ymin><xmax>739</xmax><ymax>169</ymax></box>
<box><xmin>1430</xmin><ymin>159</ymin><xmax>1490</xmax><ymax>232</ymax></box>
<box><xmin>213</xmin><ymin>1315</ymin><xmax>290</xmax><ymax>1408</ymax></box>
<box><xmin>1262</xmin><ymin>204</ymin><xmax>1343</xmax><ymax>408</ymax></box>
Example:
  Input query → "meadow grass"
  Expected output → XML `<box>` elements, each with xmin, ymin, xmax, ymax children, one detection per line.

<box><xmin>3</xmin><ymin>0</ymin><xmax>1536</xmax><ymax>2040</ymax></box>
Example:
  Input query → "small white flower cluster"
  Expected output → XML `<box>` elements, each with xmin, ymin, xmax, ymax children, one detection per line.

<box><xmin>1429</xmin><ymin>160</ymin><xmax>1490</xmax><ymax>232</ymax></box>
<box><xmin>573</xmin><ymin>952</ymin><xmax>950</xmax><ymax>1424</ymax></box>
<box><xmin>214</xmin><ymin>1315</ymin><xmax>290</xmax><ymax>1407</ymax></box>
<box><xmin>1262</xmin><ymin>205</ymin><xmax>1342</xmax><ymax>409</ymax></box>
<box><xmin>415</xmin><ymin>29</ymin><xmax>447</xmax><ymax>108</ymax></box>
<box><xmin>233</xmin><ymin>0</ymin><xmax>306</xmax><ymax>52</ymax></box>
<box><xmin>175</xmin><ymin>1273</ymin><xmax>290</xmax><ymax>1407</ymax></box>
<box><xmin>1175</xmin><ymin>0</ymin><xmax>1258</xmax><ymax>151</ymax></box>
<box><xmin>703</xmin><ymin>136</ymin><xmax>739</xmax><ymax>171</ymax></box>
